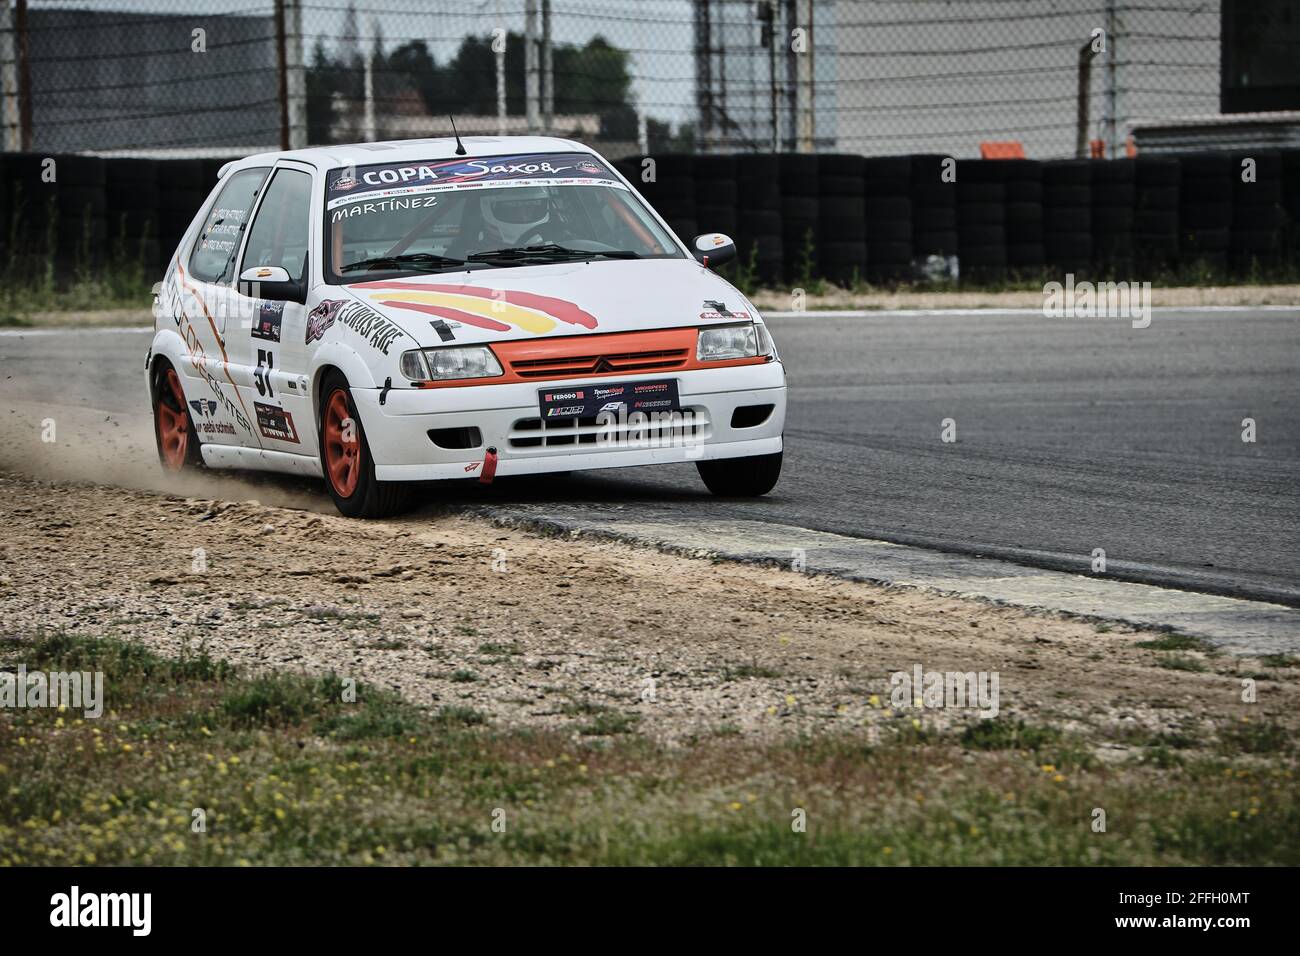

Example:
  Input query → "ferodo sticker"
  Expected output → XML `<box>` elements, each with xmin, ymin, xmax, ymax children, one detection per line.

<box><xmin>538</xmin><ymin>379</ymin><xmax>680</xmax><ymax>420</ymax></box>
<box><xmin>254</xmin><ymin>402</ymin><xmax>300</xmax><ymax>444</ymax></box>
<box><xmin>325</xmin><ymin>152</ymin><xmax>623</xmax><ymax>209</ymax></box>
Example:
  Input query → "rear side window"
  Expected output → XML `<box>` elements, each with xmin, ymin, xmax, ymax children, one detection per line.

<box><xmin>188</xmin><ymin>167</ymin><xmax>269</xmax><ymax>283</ymax></box>
<box><xmin>240</xmin><ymin>167</ymin><xmax>312</xmax><ymax>282</ymax></box>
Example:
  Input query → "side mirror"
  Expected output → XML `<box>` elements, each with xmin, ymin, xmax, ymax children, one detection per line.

<box><xmin>238</xmin><ymin>262</ymin><xmax>307</xmax><ymax>305</ymax></box>
<box><xmin>691</xmin><ymin>233</ymin><xmax>737</xmax><ymax>269</ymax></box>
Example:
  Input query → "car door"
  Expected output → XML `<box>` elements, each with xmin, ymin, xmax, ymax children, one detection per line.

<box><xmin>175</xmin><ymin>166</ymin><xmax>270</xmax><ymax>449</ymax></box>
<box><xmin>228</xmin><ymin>163</ymin><xmax>317</xmax><ymax>458</ymax></box>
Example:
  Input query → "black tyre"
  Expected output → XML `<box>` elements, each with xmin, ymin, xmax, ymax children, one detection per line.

<box><xmin>697</xmin><ymin>451</ymin><xmax>782</xmax><ymax>497</ymax></box>
<box><xmin>151</xmin><ymin>360</ymin><xmax>205</xmax><ymax>473</ymax></box>
<box><xmin>318</xmin><ymin>371</ymin><xmax>414</xmax><ymax>519</ymax></box>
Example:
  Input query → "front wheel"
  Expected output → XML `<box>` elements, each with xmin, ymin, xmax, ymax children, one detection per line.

<box><xmin>696</xmin><ymin>451</ymin><xmax>783</xmax><ymax>497</ymax></box>
<box><xmin>318</xmin><ymin>371</ymin><xmax>413</xmax><ymax>519</ymax></box>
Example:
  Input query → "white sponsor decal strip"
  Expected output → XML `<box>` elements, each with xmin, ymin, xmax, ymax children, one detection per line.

<box><xmin>326</xmin><ymin>175</ymin><xmax>627</xmax><ymax>211</ymax></box>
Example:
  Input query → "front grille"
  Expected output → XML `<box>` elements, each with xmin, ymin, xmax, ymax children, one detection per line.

<box><xmin>508</xmin><ymin>406</ymin><xmax>711</xmax><ymax>450</ymax></box>
<box><xmin>507</xmin><ymin>347</ymin><xmax>689</xmax><ymax>379</ymax></box>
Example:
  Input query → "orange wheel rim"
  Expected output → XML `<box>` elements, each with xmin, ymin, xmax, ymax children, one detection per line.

<box><xmin>156</xmin><ymin>368</ymin><xmax>189</xmax><ymax>471</ymax></box>
<box><xmin>323</xmin><ymin>388</ymin><xmax>360</xmax><ymax>497</ymax></box>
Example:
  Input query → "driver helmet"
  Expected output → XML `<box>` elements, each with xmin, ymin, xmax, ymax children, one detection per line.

<box><xmin>480</xmin><ymin>187</ymin><xmax>550</xmax><ymax>245</ymax></box>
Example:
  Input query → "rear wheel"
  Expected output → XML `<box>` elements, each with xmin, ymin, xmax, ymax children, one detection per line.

<box><xmin>696</xmin><ymin>451</ymin><xmax>783</xmax><ymax>497</ymax></box>
<box><xmin>152</xmin><ymin>362</ymin><xmax>203</xmax><ymax>472</ymax></box>
<box><xmin>318</xmin><ymin>370</ymin><xmax>413</xmax><ymax>519</ymax></box>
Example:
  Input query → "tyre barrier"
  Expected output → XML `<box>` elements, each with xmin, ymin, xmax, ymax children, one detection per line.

<box><xmin>1283</xmin><ymin>150</ymin><xmax>1300</xmax><ymax>257</ymax></box>
<box><xmin>815</xmin><ymin>153</ymin><xmax>866</xmax><ymax>286</ymax></box>
<box><xmin>1134</xmin><ymin>156</ymin><xmax>1180</xmax><ymax>271</ymax></box>
<box><xmin>779</xmin><ymin>152</ymin><xmax>819</xmax><ymax>283</ymax></box>
<box><xmin>999</xmin><ymin>159</ymin><xmax>1045</xmax><ymax>274</ymax></box>
<box><xmin>910</xmin><ymin>154</ymin><xmax>958</xmax><ymax>277</ymax></box>
<box><xmin>693</xmin><ymin>154</ymin><xmax>738</xmax><ymax>242</ymax></box>
<box><xmin>957</xmin><ymin>159</ymin><xmax>1008</xmax><ymax>281</ymax></box>
<box><xmin>3</xmin><ymin>150</ymin><xmax>1297</xmax><ymax>292</ymax></box>
<box><xmin>1230</xmin><ymin>149</ymin><xmax>1284</xmax><ymax>273</ymax></box>
<box><xmin>863</xmin><ymin>156</ymin><xmax>913</xmax><ymax>283</ymax></box>
<box><xmin>1178</xmin><ymin>151</ymin><xmax>1234</xmax><ymax>275</ymax></box>
<box><xmin>1091</xmin><ymin>158</ymin><xmax>1136</xmax><ymax>273</ymax></box>
<box><xmin>737</xmin><ymin>152</ymin><xmax>783</xmax><ymax>284</ymax></box>
<box><xmin>1043</xmin><ymin>159</ymin><xmax>1093</xmax><ymax>275</ymax></box>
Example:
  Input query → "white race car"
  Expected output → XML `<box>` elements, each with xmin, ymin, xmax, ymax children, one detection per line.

<box><xmin>148</xmin><ymin>136</ymin><xmax>786</xmax><ymax>517</ymax></box>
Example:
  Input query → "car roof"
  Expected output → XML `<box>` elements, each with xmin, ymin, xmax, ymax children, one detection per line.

<box><xmin>233</xmin><ymin>136</ymin><xmax>601</xmax><ymax>173</ymax></box>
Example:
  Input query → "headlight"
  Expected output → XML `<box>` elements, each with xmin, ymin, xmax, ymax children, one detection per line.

<box><xmin>696</xmin><ymin>322</ymin><xmax>774</xmax><ymax>361</ymax></box>
<box><xmin>399</xmin><ymin>346</ymin><xmax>504</xmax><ymax>382</ymax></box>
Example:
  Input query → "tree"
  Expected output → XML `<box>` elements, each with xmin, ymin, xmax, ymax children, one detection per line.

<box><xmin>305</xmin><ymin>29</ymin><xmax>643</xmax><ymax>144</ymax></box>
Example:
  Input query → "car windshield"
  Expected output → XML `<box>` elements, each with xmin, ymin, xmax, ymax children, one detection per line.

<box><xmin>323</xmin><ymin>151</ymin><xmax>682</xmax><ymax>282</ymax></box>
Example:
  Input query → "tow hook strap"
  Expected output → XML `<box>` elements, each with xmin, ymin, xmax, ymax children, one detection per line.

<box><xmin>479</xmin><ymin>446</ymin><xmax>499</xmax><ymax>484</ymax></box>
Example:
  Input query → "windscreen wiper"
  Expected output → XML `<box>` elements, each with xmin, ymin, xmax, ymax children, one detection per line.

<box><xmin>465</xmin><ymin>244</ymin><xmax>641</xmax><ymax>264</ymax></box>
<box><xmin>339</xmin><ymin>252</ymin><xmax>465</xmax><ymax>273</ymax></box>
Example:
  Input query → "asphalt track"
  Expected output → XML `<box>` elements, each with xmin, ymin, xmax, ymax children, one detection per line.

<box><xmin>2</xmin><ymin>306</ymin><xmax>1297</xmax><ymax>606</ymax></box>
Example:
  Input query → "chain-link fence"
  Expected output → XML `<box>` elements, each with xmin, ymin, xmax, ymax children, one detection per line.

<box><xmin>2</xmin><ymin>0</ymin><xmax>1269</xmax><ymax>160</ymax></box>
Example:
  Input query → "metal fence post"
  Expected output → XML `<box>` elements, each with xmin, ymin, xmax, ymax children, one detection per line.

<box><xmin>13</xmin><ymin>0</ymin><xmax>30</xmax><ymax>150</ymax></box>
<box><xmin>0</xmin><ymin>0</ymin><xmax>19</xmax><ymax>152</ymax></box>
<box><xmin>541</xmin><ymin>0</ymin><xmax>553</xmax><ymax>133</ymax></box>
<box><xmin>285</xmin><ymin>0</ymin><xmax>306</xmax><ymax>148</ymax></box>
<box><xmin>525</xmin><ymin>0</ymin><xmax>539</xmax><ymax>134</ymax></box>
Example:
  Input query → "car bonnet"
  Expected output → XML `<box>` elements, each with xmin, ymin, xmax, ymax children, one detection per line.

<box><xmin>332</xmin><ymin>258</ymin><xmax>761</xmax><ymax>350</ymax></box>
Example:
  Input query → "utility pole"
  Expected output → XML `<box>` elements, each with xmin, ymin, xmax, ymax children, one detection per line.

<box><xmin>14</xmin><ymin>0</ymin><xmax>30</xmax><ymax>150</ymax></box>
<box><xmin>1103</xmin><ymin>0</ymin><xmax>1119</xmax><ymax>158</ymax></box>
<box><xmin>694</xmin><ymin>0</ymin><xmax>712</xmax><ymax>151</ymax></box>
<box><xmin>541</xmin><ymin>0</ymin><xmax>553</xmax><ymax>133</ymax></box>
<box><xmin>1076</xmin><ymin>38</ymin><xmax>1097</xmax><ymax>159</ymax></box>
<box><xmin>792</xmin><ymin>0</ymin><xmax>815</xmax><ymax>152</ymax></box>
<box><xmin>284</xmin><ymin>0</ymin><xmax>306</xmax><ymax>147</ymax></box>
<box><xmin>1</xmin><ymin>0</ymin><xmax>20</xmax><ymax>152</ymax></box>
<box><xmin>362</xmin><ymin>21</ymin><xmax>376</xmax><ymax>142</ymax></box>
<box><xmin>524</xmin><ymin>0</ymin><xmax>540</xmax><ymax>134</ymax></box>
<box><xmin>275</xmin><ymin>0</ymin><xmax>289</xmax><ymax>149</ymax></box>
<box><xmin>759</xmin><ymin>0</ymin><xmax>778</xmax><ymax>153</ymax></box>
<box><xmin>495</xmin><ymin>30</ymin><xmax>506</xmax><ymax>136</ymax></box>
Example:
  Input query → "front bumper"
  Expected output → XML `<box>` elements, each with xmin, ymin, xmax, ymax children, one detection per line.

<box><xmin>351</xmin><ymin>360</ymin><xmax>787</xmax><ymax>482</ymax></box>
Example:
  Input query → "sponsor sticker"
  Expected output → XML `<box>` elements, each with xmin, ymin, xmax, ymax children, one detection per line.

<box><xmin>252</xmin><ymin>300</ymin><xmax>284</xmax><ymax>343</ymax></box>
<box><xmin>537</xmin><ymin>378</ymin><xmax>679</xmax><ymax>420</ymax></box>
<box><xmin>306</xmin><ymin>299</ymin><xmax>406</xmax><ymax>354</ymax></box>
<box><xmin>254</xmin><ymin>401</ymin><xmax>300</xmax><ymax>444</ymax></box>
<box><xmin>325</xmin><ymin>152</ymin><xmax>624</xmax><ymax>210</ymax></box>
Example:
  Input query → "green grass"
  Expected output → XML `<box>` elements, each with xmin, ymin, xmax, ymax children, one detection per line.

<box><xmin>1260</xmin><ymin>654</ymin><xmax>1297</xmax><ymax>669</ymax></box>
<box><xmin>1157</xmin><ymin>655</ymin><xmax>1208</xmax><ymax>673</ymax></box>
<box><xmin>722</xmin><ymin>660</ymin><xmax>782</xmax><ymax>680</ymax></box>
<box><xmin>1136</xmin><ymin>633</ymin><xmax>1215</xmax><ymax>652</ymax></box>
<box><xmin>2</xmin><ymin>633</ymin><xmax>1297</xmax><ymax>866</ymax></box>
<box><xmin>1219</xmin><ymin>719</ymin><xmax>1290</xmax><ymax>755</ymax></box>
<box><xmin>476</xmin><ymin>641</ymin><xmax>523</xmax><ymax>658</ymax></box>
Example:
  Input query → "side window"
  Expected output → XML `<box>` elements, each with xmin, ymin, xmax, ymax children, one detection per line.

<box><xmin>240</xmin><ymin>168</ymin><xmax>312</xmax><ymax>282</ymax></box>
<box><xmin>188</xmin><ymin>168</ymin><xmax>269</xmax><ymax>283</ymax></box>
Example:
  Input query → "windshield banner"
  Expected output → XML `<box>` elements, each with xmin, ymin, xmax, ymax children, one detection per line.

<box><xmin>326</xmin><ymin>152</ymin><xmax>624</xmax><ymax>210</ymax></box>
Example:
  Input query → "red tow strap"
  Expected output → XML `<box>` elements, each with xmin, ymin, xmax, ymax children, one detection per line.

<box><xmin>479</xmin><ymin>446</ymin><xmax>499</xmax><ymax>484</ymax></box>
